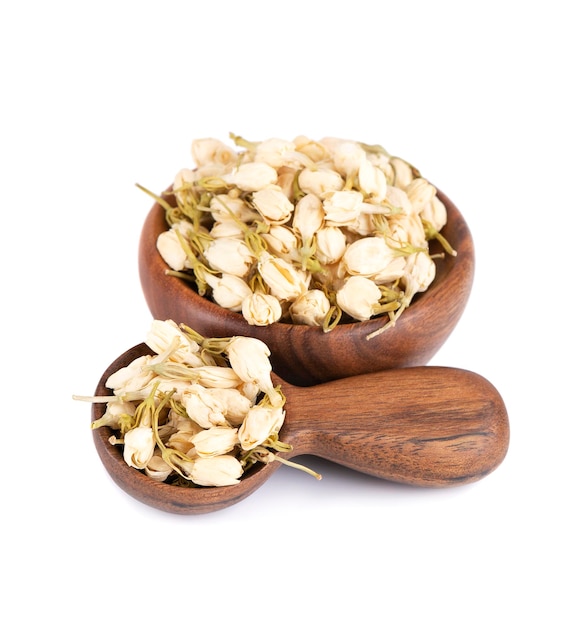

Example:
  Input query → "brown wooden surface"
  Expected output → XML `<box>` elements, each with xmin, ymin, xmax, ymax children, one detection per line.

<box><xmin>92</xmin><ymin>344</ymin><xmax>509</xmax><ymax>515</ymax></box>
<box><xmin>277</xmin><ymin>367</ymin><xmax>509</xmax><ymax>487</ymax></box>
<box><xmin>138</xmin><ymin>188</ymin><xmax>475</xmax><ymax>386</ymax></box>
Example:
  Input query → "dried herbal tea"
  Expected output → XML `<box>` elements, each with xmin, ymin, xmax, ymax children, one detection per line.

<box><xmin>140</xmin><ymin>134</ymin><xmax>456</xmax><ymax>338</ymax></box>
<box><xmin>74</xmin><ymin>320</ymin><xmax>320</xmax><ymax>487</ymax></box>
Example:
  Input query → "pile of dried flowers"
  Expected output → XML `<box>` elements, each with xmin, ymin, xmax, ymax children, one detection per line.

<box><xmin>141</xmin><ymin>134</ymin><xmax>455</xmax><ymax>339</ymax></box>
<box><xmin>74</xmin><ymin>319</ymin><xmax>319</xmax><ymax>487</ymax></box>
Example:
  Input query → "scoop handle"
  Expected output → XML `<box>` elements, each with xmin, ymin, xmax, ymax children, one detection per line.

<box><xmin>278</xmin><ymin>366</ymin><xmax>509</xmax><ymax>487</ymax></box>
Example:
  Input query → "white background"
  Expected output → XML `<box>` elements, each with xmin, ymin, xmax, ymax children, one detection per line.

<box><xmin>2</xmin><ymin>1</ymin><xmax>581</xmax><ymax>624</ymax></box>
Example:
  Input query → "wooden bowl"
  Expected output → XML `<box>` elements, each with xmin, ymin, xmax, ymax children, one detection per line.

<box><xmin>139</xmin><ymin>188</ymin><xmax>474</xmax><ymax>386</ymax></box>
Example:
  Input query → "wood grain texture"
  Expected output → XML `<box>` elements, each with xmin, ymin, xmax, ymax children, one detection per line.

<box><xmin>138</xmin><ymin>188</ymin><xmax>475</xmax><ymax>386</ymax></box>
<box><xmin>92</xmin><ymin>344</ymin><xmax>509</xmax><ymax>514</ymax></box>
<box><xmin>277</xmin><ymin>367</ymin><xmax>509</xmax><ymax>487</ymax></box>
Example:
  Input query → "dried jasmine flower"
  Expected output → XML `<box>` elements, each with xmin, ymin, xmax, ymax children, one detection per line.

<box><xmin>141</xmin><ymin>133</ymin><xmax>456</xmax><ymax>338</ymax></box>
<box><xmin>74</xmin><ymin>320</ymin><xmax>320</xmax><ymax>488</ymax></box>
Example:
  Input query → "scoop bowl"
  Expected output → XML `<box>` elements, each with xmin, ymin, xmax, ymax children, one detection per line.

<box><xmin>91</xmin><ymin>343</ymin><xmax>509</xmax><ymax>515</ymax></box>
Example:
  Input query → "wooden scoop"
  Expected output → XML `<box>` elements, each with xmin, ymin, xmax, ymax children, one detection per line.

<box><xmin>91</xmin><ymin>344</ymin><xmax>509</xmax><ymax>515</ymax></box>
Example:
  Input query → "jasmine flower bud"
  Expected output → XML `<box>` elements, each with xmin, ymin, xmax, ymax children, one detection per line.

<box><xmin>238</xmin><ymin>405</ymin><xmax>285</xmax><ymax>451</ymax></box>
<box><xmin>315</xmin><ymin>226</ymin><xmax>346</xmax><ymax>264</ymax></box>
<box><xmin>209</xmin><ymin>194</ymin><xmax>259</xmax><ymax>224</ymax></box>
<box><xmin>145</xmin><ymin>319</ymin><xmax>201</xmax><ymax>366</ymax></box>
<box><xmin>405</xmin><ymin>178</ymin><xmax>436</xmax><ymax>214</ymax></box>
<box><xmin>229</xmin><ymin>162</ymin><xmax>278</xmax><ymax>191</ymax></box>
<box><xmin>255</xmin><ymin>137</ymin><xmax>313</xmax><ymax>169</ymax></box>
<box><xmin>183</xmin><ymin>384</ymin><xmax>230</xmax><ymax>429</ymax></box>
<box><xmin>203</xmin><ymin>237</ymin><xmax>255</xmax><ymax>277</ymax></box>
<box><xmin>420</xmin><ymin>195</ymin><xmax>447</xmax><ymax>233</ymax></box>
<box><xmin>207</xmin><ymin>387</ymin><xmax>252</xmax><ymax>426</ymax></box>
<box><xmin>322</xmin><ymin>190</ymin><xmax>364</xmax><ymax>226</ymax></box>
<box><xmin>336</xmin><ymin>275</ymin><xmax>382</xmax><ymax>321</ymax></box>
<box><xmin>298</xmin><ymin>166</ymin><xmax>344</xmax><ymax>198</ymax></box>
<box><xmin>145</xmin><ymin>453</ymin><xmax>173</xmax><ymax>482</ymax></box>
<box><xmin>91</xmin><ymin>400</ymin><xmax>136</xmax><ymax>431</ymax></box>
<box><xmin>261</xmin><ymin>225</ymin><xmax>299</xmax><ymax>264</ymax></box>
<box><xmin>358</xmin><ymin>159</ymin><xmax>387</xmax><ymax>200</ymax></box>
<box><xmin>191</xmin><ymin>138</ymin><xmax>237</xmax><ymax>168</ymax></box>
<box><xmin>385</xmin><ymin>185</ymin><xmax>414</xmax><ymax>215</ymax></box>
<box><xmin>342</xmin><ymin>236</ymin><xmax>396</xmax><ymax>278</ymax></box>
<box><xmin>226</xmin><ymin>336</ymin><xmax>277</xmax><ymax>403</ymax></box>
<box><xmin>190</xmin><ymin>426</ymin><xmax>239</xmax><ymax>458</ymax></box>
<box><xmin>242</xmin><ymin>292</ymin><xmax>282</xmax><ymax>326</ymax></box>
<box><xmin>332</xmin><ymin>141</ymin><xmax>366</xmax><ymax>179</ymax></box>
<box><xmin>156</xmin><ymin>225</ymin><xmax>193</xmax><ymax>272</ymax></box>
<box><xmin>289</xmin><ymin>289</ymin><xmax>331</xmax><ymax>326</ymax></box>
<box><xmin>293</xmin><ymin>135</ymin><xmax>329</xmax><ymax>161</ymax></box>
<box><xmin>183</xmin><ymin>455</ymin><xmax>244</xmax><ymax>486</ymax></box>
<box><xmin>402</xmin><ymin>252</ymin><xmax>436</xmax><ymax>294</ymax></box>
<box><xmin>390</xmin><ymin>157</ymin><xmax>414</xmax><ymax>189</ymax></box>
<box><xmin>106</xmin><ymin>355</ymin><xmax>156</xmax><ymax>398</ymax></box>
<box><xmin>252</xmin><ymin>185</ymin><xmax>294</xmax><ymax>224</ymax></box>
<box><xmin>123</xmin><ymin>426</ymin><xmax>156</xmax><ymax>469</ymax></box>
<box><xmin>389</xmin><ymin>213</ymin><xmax>427</xmax><ymax>248</ymax></box>
<box><xmin>173</xmin><ymin>168</ymin><xmax>198</xmax><ymax>208</ymax></box>
<box><xmin>195</xmin><ymin>366</ymin><xmax>243</xmax><ymax>389</ymax></box>
<box><xmin>257</xmin><ymin>251</ymin><xmax>309</xmax><ymax>301</ymax></box>
<box><xmin>205</xmin><ymin>272</ymin><xmax>253</xmax><ymax>312</ymax></box>
<box><xmin>292</xmin><ymin>193</ymin><xmax>325</xmax><ymax>242</ymax></box>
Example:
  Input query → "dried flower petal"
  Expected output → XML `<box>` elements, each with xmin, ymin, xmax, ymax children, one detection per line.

<box><xmin>183</xmin><ymin>455</ymin><xmax>244</xmax><ymax>486</ymax></box>
<box><xmin>226</xmin><ymin>337</ymin><xmax>275</xmax><ymax>398</ymax></box>
<box><xmin>156</xmin><ymin>228</ymin><xmax>191</xmax><ymax>272</ymax></box>
<box><xmin>209</xmin><ymin>194</ymin><xmax>259</xmax><ymax>224</ymax></box>
<box><xmin>420</xmin><ymin>195</ymin><xmax>447</xmax><ymax>232</ymax></box>
<box><xmin>332</xmin><ymin>141</ymin><xmax>367</xmax><ymax>179</ymax></box>
<box><xmin>205</xmin><ymin>273</ymin><xmax>253</xmax><ymax>312</ymax></box>
<box><xmin>402</xmin><ymin>252</ymin><xmax>436</xmax><ymax>293</ymax></box>
<box><xmin>257</xmin><ymin>251</ymin><xmax>309</xmax><ymax>301</ymax></box>
<box><xmin>289</xmin><ymin>289</ymin><xmax>331</xmax><ymax>326</ymax></box>
<box><xmin>336</xmin><ymin>276</ymin><xmax>382</xmax><ymax>321</ymax></box>
<box><xmin>206</xmin><ymin>387</ymin><xmax>252</xmax><ymax>426</ymax></box>
<box><xmin>252</xmin><ymin>186</ymin><xmax>294</xmax><ymax>224</ymax></box>
<box><xmin>322</xmin><ymin>190</ymin><xmax>364</xmax><ymax>226</ymax></box>
<box><xmin>405</xmin><ymin>178</ymin><xmax>436</xmax><ymax>214</ymax></box>
<box><xmin>106</xmin><ymin>355</ymin><xmax>156</xmax><ymax>398</ymax></box>
<box><xmin>123</xmin><ymin>426</ymin><xmax>156</xmax><ymax>469</ymax></box>
<box><xmin>254</xmin><ymin>137</ymin><xmax>313</xmax><ymax>169</ymax></box>
<box><xmin>298</xmin><ymin>166</ymin><xmax>344</xmax><ymax>198</ymax></box>
<box><xmin>203</xmin><ymin>237</ymin><xmax>254</xmax><ymax>277</ymax></box>
<box><xmin>145</xmin><ymin>452</ymin><xmax>173</xmax><ymax>482</ymax></box>
<box><xmin>292</xmin><ymin>193</ymin><xmax>325</xmax><ymax>242</ymax></box>
<box><xmin>242</xmin><ymin>292</ymin><xmax>282</xmax><ymax>326</ymax></box>
<box><xmin>190</xmin><ymin>426</ymin><xmax>239</xmax><ymax>458</ymax></box>
<box><xmin>358</xmin><ymin>159</ymin><xmax>387</xmax><ymax>200</ymax></box>
<box><xmin>390</xmin><ymin>157</ymin><xmax>414</xmax><ymax>189</ymax></box>
<box><xmin>145</xmin><ymin>319</ymin><xmax>202</xmax><ymax>366</ymax></box>
<box><xmin>91</xmin><ymin>400</ymin><xmax>136</xmax><ymax>431</ymax></box>
<box><xmin>315</xmin><ymin>226</ymin><xmax>346</xmax><ymax>264</ymax></box>
<box><xmin>183</xmin><ymin>384</ymin><xmax>230</xmax><ymax>429</ymax></box>
<box><xmin>261</xmin><ymin>225</ymin><xmax>299</xmax><ymax>263</ymax></box>
<box><xmin>238</xmin><ymin>405</ymin><xmax>285</xmax><ymax>450</ymax></box>
<box><xmin>229</xmin><ymin>162</ymin><xmax>278</xmax><ymax>191</ymax></box>
<box><xmin>342</xmin><ymin>236</ymin><xmax>396</xmax><ymax>278</ymax></box>
<box><xmin>191</xmin><ymin>138</ymin><xmax>237</xmax><ymax>168</ymax></box>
